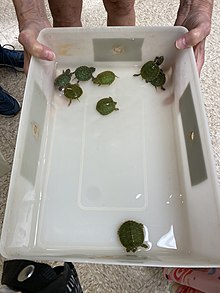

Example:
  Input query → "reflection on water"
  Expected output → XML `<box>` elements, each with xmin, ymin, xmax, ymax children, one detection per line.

<box><xmin>166</xmin><ymin>193</ymin><xmax>185</xmax><ymax>205</ymax></box>
<box><xmin>136</xmin><ymin>193</ymin><xmax>143</xmax><ymax>200</ymax></box>
<box><xmin>143</xmin><ymin>225</ymin><xmax>152</xmax><ymax>251</ymax></box>
<box><xmin>157</xmin><ymin>225</ymin><xmax>177</xmax><ymax>250</ymax></box>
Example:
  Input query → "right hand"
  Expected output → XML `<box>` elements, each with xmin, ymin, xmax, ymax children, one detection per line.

<box><xmin>174</xmin><ymin>0</ymin><xmax>213</xmax><ymax>75</ymax></box>
<box><xmin>18</xmin><ymin>20</ymin><xmax>56</xmax><ymax>74</ymax></box>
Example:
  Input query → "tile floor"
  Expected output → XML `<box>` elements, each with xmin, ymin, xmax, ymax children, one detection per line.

<box><xmin>0</xmin><ymin>0</ymin><xmax>220</xmax><ymax>292</ymax></box>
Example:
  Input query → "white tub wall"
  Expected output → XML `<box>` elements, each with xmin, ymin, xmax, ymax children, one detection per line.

<box><xmin>38</xmin><ymin>26</ymin><xmax>188</xmax><ymax>67</ymax></box>
<box><xmin>172</xmin><ymin>47</ymin><xmax>220</xmax><ymax>261</ymax></box>
<box><xmin>3</xmin><ymin>246</ymin><xmax>219</xmax><ymax>267</ymax></box>
<box><xmin>0</xmin><ymin>57</ymin><xmax>56</xmax><ymax>255</ymax></box>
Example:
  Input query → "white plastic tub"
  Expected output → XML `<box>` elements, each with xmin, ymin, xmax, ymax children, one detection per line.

<box><xmin>1</xmin><ymin>27</ymin><xmax>220</xmax><ymax>267</ymax></box>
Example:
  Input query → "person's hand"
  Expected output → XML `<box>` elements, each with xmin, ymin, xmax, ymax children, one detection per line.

<box><xmin>175</xmin><ymin>1</ymin><xmax>213</xmax><ymax>75</ymax></box>
<box><xmin>18</xmin><ymin>19</ymin><xmax>56</xmax><ymax>74</ymax></box>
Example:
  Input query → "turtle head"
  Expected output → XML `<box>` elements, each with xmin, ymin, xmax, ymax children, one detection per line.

<box><xmin>65</xmin><ymin>69</ymin><xmax>74</xmax><ymax>76</ymax></box>
<box><xmin>154</xmin><ymin>56</ymin><xmax>164</xmax><ymax>66</ymax></box>
<box><xmin>92</xmin><ymin>77</ymin><xmax>98</xmax><ymax>84</ymax></box>
<box><xmin>89</xmin><ymin>67</ymin><xmax>96</xmax><ymax>73</ymax></box>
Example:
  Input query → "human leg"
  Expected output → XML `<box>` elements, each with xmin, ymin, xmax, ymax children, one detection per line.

<box><xmin>103</xmin><ymin>0</ymin><xmax>135</xmax><ymax>26</ymax></box>
<box><xmin>0</xmin><ymin>45</ymin><xmax>23</xmax><ymax>117</ymax></box>
<box><xmin>48</xmin><ymin>0</ymin><xmax>83</xmax><ymax>27</ymax></box>
<box><xmin>0</xmin><ymin>86</ymin><xmax>21</xmax><ymax>117</ymax></box>
<box><xmin>0</xmin><ymin>45</ymin><xmax>24</xmax><ymax>72</ymax></box>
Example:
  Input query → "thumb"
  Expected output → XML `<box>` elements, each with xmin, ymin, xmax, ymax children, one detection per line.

<box><xmin>19</xmin><ymin>30</ymin><xmax>55</xmax><ymax>61</ymax></box>
<box><xmin>175</xmin><ymin>24</ymin><xmax>209</xmax><ymax>49</ymax></box>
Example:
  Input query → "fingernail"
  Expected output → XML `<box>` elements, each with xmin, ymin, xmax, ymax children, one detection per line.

<box><xmin>45</xmin><ymin>50</ymin><xmax>56</xmax><ymax>60</ymax></box>
<box><xmin>176</xmin><ymin>38</ymin><xmax>187</xmax><ymax>49</ymax></box>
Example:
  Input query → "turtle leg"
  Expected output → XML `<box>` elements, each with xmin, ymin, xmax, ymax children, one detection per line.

<box><xmin>73</xmin><ymin>76</ymin><xmax>78</xmax><ymax>83</ymax></box>
<box><xmin>68</xmin><ymin>99</ymin><xmax>72</xmax><ymax>106</ymax></box>
<box><xmin>133</xmin><ymin>73</ymin><xmax>140</xmax><ymax>77</ymax></box>
<box><xmin>161</xmin><ymin>86</ymin><xmax>165</xmax><ymax>91</ymax></box>
<box><xmin>141</xmin><ymin>243</ymin><xmax>149</xmax><ymax>249</ymax></box>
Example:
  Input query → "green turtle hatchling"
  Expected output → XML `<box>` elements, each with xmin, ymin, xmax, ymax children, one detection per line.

<box><xmin>73</xmin><ymin>65</ymin><xmax>96</xmax><ymax>82</ymax></box>
<box><xmin>96</xmin><ymin>97</ymin><xmax>119</xmax><ymax>115</ymax></box>
<box><xmin>133</xmin><ymin>56</ymin><xmax>164</xmax><ymax>82</ymax></box>
<box><xmin>118</xmin><ymin>220</ymin><xmax>149</xmax><ymax>253</ymax></box>
<box><xmin>92</xmin><ymin>70</ymin><xmax>118</xmax><ymax>86</ymax></box>
<box><xmin>64</xmin><ymin>83</ymin><xmax>83</xmax><ymax>106</ymax></box>
<box><xmin>150</xmin><ymin>69</ymin><xmax>166</xmax><ymax>90</ymax></box>
<box><xmin>54</xmin><ymin>69</ymin><xmax>73</xmax><ymax>91</ymax></box>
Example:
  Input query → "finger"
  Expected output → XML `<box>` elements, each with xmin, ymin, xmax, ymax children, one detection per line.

<box><xmin>174</xmin><ymin>15</ymin><xmax>186</xmax><ymax>27</ymax></box>
<box><xmin>19</xmin><ymin>30</ymin><xmax>55</xmax><ymax>61</ymax></box>
<box><xmin>23</xmin><ymin>50</ymin><xmax>31</xmax><ymax>75</ymax></box>
<box><xmin>175</xmin><ymin>25</ymin><xmax>208</xmax><ymax>49</ymax></box>
<box><xmin>174</xmin><ymin>1</ymin><xmax>190</xmax><ymax>26</ymax></box>
<box><xmin>194</xmin><ymin>40</ymin><xmax>205</xmax><ymax>76</ymax></box>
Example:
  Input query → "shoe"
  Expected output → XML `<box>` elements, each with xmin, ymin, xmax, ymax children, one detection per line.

<box><xmin>0</xmin><ymin>44</ymin><xmax>24</xmax><ymax>71</ymax></box>
<box><xmin>0</xmin><ymin>85</ymin><xmax>21</xmax><ymax>117</ymax></box>
<box><xmin>2</xmin><ymin>260</ymin><xmax>83</xmax><ymax>293</ymax></box>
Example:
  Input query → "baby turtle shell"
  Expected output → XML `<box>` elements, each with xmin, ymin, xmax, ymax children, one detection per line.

<box><xmin>150</xmin><ymin>70</ymin><xmax>166</xmax><ymax>90</ymax></box>
<box><xmin>96</xmin><ymin>97</ymin><xmax>119</xmax><ymax>115</ymax></box>
<box><xmin>133</xmin><ymin>56</ymin><xmax>164</xmax><ymax>82</ymax></box>
<box><xmin>134</xmin><ymin>61</ymin><xmax>159</xmax><ymax>82</ymax></box>
<box><xmin>118</xmin><ymin>220</ymin><xmax>148</xmax><ymax>253</ymax></box>
<box><xmin>54</xmin><ymin>69</ymin><xmax>73</xmax><ymax>91</ymax></box>
<box><xmin>74</xmin><ymin>66</ymin><xmax>96</xmax><ymax>82</ymax></box>
<box><xmin>64</xmin><ymin>83</ymin><xmax>83</xmax><ymax>106</ymax></box>
<box><xmin>92</xmin><ymin>71</ymin><xmax>118</xmax><ymax>86</ymax></box>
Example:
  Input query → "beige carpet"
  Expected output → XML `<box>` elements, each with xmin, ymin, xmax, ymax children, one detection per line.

<box><xmin>0</xmin><ymin>0</ymin><xmax>219</xmax><ymax>292</ymax></box>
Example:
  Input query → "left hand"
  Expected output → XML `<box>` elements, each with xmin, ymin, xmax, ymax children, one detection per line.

<box><xmin>175</xmin><ymin>1</ymin><xmax>213</xmax><ymax>75</ymax></box>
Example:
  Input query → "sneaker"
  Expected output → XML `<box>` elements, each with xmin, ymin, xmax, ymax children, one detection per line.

<box><xmin>0</xmin><ymin>86</ymin><xmax>21</xmax><ymax>117</ymax></box>
<box><xmin>0</xmin><ymin>44</ymin><xmax>24</xmax><ymax>71</ymax></box>
<box><xmin>2</xmin><ymin>260</ymin><xmax>83</xmax><ymax>293</ymax></box>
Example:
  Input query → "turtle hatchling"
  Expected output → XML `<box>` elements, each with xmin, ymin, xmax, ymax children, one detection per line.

<box><xmin>73</xmin><ymin>65</ymin><xmax>96</xmax><ymax>82</ymax></box>
<box><xmin>64</xmin><ymin>83</ymin><xmax>83</xmax><ymax>106</ymax></box>
<box><xmin>118</xmin><ymin>220</ymin><xmax>149</xmax><ymax>253</ymax></box>
<box><xmin>150</xmin><ymin>69</ymin><xmax>166</xmax><ymax>90</ymax></box>
<box><xmin>54</xmin><ymin>69</ymin><xmax>73</xmax><ymax>91</ymax></box>
<box><xmin>133</xmin><ymin>56</ymin><xmax>164</xmax><ymax>82</ymax></box>
<box><xmin>96</xmin><ymin>97</ymin><xmax>119</xmax><ymax>115</ymax></box>
<box><xmin>92</xmin><ymin>70</ymin><xmax>118</xmax><ymax>86</ymax></box>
